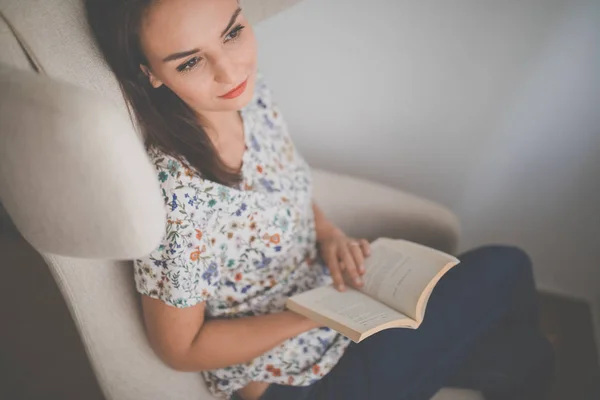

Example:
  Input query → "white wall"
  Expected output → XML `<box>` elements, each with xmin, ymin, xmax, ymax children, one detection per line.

<box><xmin>254</xmin><ymin>0</ymin><xmax>600</xmax><ymax>346</ymax></box>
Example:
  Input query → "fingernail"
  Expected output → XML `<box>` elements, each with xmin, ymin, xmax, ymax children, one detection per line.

<box><xmin>338</xmin><ymin>284</ymin><xmax>345</xmax><ymax>291</ymax></box>
<box><xmin>359</xmin><ymin>265</ymin><xmax>365</xmax><ymax>273</ymax></box>
<box><xmin>355</xmin><ymin>278</ymin><xmax>362</xmax><ymax>285</ymax></box>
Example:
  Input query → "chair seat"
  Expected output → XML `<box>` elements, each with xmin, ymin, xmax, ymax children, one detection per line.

<box><xmin>432</xmin><ymin>387</ymin><xmax>485</xmax><ymax>400</ymax></box>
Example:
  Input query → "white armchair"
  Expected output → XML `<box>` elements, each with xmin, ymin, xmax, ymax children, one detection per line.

<box><xmin>0</xmin><ymin>1</ymin><xmax>481</xmax><ymax>399</ymax></box>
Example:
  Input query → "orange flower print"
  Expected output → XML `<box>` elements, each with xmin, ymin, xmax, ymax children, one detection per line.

<box><xmin>195</xmin><ymin>229</ymin><xmax>203</xmax><ymax>240</ymax></box>
<box><xmin>270</xmin><ymin>234</ymin><xmax>280</xmax><ymax>244</ymax></box>
<box><xmin>190</xmin><ymin>246</ymin><xmax>201</xmax><ymax>261</ymax></box>
<box><xmin>256</xmin><ymin>165</ymin><xmax>263</xmax><ymax>173</ymax></box>
<box><xmin>305</xmin><ymin>254</ymin><xmax>315</xmax><ymax>266</ymax></box>
<box><xmin>227</xmin><ymin>232</ymin><xmax>234</xmax><ymax>239</ymax></box>
<box><xmin>312</xmin><ymin>364</ymin><xmax>320</xmax><ymax>374</ymax></box>
<box><xmin>235</xmin><ymin>273</ymin><xmax>243</xmax><ymax>281</ymax></box>
<box><xmin>184</xmin><ymin>168</ymin><xmax>194</xmax><ymax>178</ymax></box>
<box><xmin>272</xmin><ymin>368</ymin><xmax>282</xmax><ymax>377</ymax></box>
<box><xmin>244</xmin><ymin>183</ymin><xmax>253</xmax><ymax>191</ymax></box>
<box><xmin>265</xmin><ymin>364</ymin><xmax>274</xmax><ymax>372</ymax></box>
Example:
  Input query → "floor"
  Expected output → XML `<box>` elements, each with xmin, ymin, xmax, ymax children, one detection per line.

<box><xmin>538</xmin><ymin>292</ymin><xmax>600</xmax><ymax>400</ymax></box>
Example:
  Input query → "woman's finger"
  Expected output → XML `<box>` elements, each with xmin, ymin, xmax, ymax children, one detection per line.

<box><xmin>324</xmin><ymin>247</ymin><xmax>346</xmax><ymax>291</ymax></box>
<box><xmin>359</xmin><ymin>239</ymin><xmax>371</xmax><ymax>257</ymax></box>
<box><xmin>339</xmin><ymin>245</ymin><xmax>363</xmax><ymax>288</ymax></box>
<box><xmin>349</xmin><ymin>241</ymin><xmax>365</xmax><ymax>275</ymax></box>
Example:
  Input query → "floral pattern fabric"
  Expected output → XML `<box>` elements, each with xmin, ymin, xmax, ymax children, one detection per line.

<box><xmin>133</xmin><ymin>72</ymin><xmax>351</xmax><ymax>399</ymax></box>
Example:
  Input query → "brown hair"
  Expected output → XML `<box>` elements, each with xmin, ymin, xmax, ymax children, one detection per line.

<box><xmin>85</xmin><ymin>0</ymin><xmax>241</xmax><ymax>186</ymax></box>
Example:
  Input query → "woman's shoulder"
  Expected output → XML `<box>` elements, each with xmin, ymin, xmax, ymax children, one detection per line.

<box><xmin>146</xmin><ymin>145</ymin><xmax>252</xmax><ymax>211</ymax></box>
<box><xmin>146</xmin><ymin>146</ymin><xmax>196</xmax><ymax>187</ymax></box>
<box><xmin>146</xmin><ymin>146</ymin><xmax>209</xmax><ymax>200</ymax></box>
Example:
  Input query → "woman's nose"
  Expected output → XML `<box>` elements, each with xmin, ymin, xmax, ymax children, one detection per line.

<box><xmin>213</xmin><ymin>55</ymin><xmax>238</xmax><ymax>84</ymax></box>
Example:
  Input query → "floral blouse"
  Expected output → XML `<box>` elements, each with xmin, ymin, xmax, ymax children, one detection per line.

<box><xmin>133</xmin><ymin>72</ymin><xmax>351</xmax><ymax>398</ymax></box>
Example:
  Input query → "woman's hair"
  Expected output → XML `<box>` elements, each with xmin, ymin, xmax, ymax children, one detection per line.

<box><xmin>85</xmin><ymin>0</ymin><xmax>241</xmax><ymax>186</ymax></box>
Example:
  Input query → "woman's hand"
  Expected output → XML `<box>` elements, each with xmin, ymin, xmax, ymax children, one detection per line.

<box><xmin>317</xmin><ymin>226</ymin><xmax>371</xmax><ymax>292</ymax></box>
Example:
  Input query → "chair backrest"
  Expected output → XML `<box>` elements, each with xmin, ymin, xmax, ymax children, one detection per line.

<box><xmin>0</xmin><ymin>1</ymin><xmax>302</xmax><ymax>399</ymax></box>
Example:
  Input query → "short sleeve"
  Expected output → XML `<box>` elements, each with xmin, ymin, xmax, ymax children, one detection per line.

<box><xmin>133</xmin><ymin>154</ymin><xmax>221</xmax><ymax>308</ymax></box>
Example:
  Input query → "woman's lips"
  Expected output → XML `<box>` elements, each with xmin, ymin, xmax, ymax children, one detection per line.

<box><xmin>219</xmin><ymin>79</ymin><xmax>248</xmax><ymax>99</ymax></box>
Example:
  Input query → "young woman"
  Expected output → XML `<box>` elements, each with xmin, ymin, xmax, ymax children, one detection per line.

<box><xmin>86</xmin><ymin>1</ymin><xmax>555</xmax><ymax>399</ymax></box>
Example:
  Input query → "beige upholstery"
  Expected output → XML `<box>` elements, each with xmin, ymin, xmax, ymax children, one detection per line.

<box><xmin>0</xmin><ymin>1</ymin><xmax>481</xmax><ymax>399</ymax></box>
<box><xmin>0</xmin><ymin>65</ymin><xmax>166</xmax><ymax>258</ymax></box>
<box><xmin>0</xmin><ymin>11</ymin><xmax>30</xmax><ymax>70</ymax></box>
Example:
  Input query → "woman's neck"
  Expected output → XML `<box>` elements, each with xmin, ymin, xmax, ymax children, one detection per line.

<box><xmin>199</xmin><ymin>110</ymin><xmax>243</xmax><ymax>146</ymax></box>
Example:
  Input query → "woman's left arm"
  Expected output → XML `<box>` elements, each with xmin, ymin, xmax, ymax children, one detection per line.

<box><xmin>312</xmin><ymin>201</ymin><xmax>371</xmax><ymax>292</ymax></box>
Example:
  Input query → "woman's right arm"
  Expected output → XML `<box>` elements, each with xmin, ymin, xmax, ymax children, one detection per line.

<box><xmin>136</xmin><ymin>161</ymin><xmax>321</xmax><ymax>371</ymax></box>
<box><xmin>141</xmin><ymin>296</ymin><xmax>320</xmax><ymax>372</ymax></box>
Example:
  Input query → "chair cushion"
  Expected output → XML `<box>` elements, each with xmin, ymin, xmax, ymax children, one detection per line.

<box><xmin>0</xmin><ymin>64</ymin><xmax>166</xmax><ymax>258</ymax></box>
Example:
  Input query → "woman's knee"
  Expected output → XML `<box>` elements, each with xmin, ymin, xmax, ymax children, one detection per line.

<box><xmin>459</xmin><ymin>245</ymin><xmax>535</xmax><ymax>287</ymax></box>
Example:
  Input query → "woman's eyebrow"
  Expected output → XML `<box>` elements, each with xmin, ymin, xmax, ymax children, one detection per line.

<box><xmin>220</xmin><ymin>7</ymin><xmax>242</xmax><ymax>38</ymax></box>
<box><xmin>163</xmin><ymin>49</ymin><xmax>199</xmax><ymax>63</ymax></box>
<box><xmin>162</xmin><ymin>7</ymin><xmax>242</xmax><ymax>63</ymax></box>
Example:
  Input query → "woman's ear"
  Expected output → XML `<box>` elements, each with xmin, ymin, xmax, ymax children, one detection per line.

<box><xmin>139</xmin><ymin>64</ymin><xmax>164</xmax><ymax>88</ymax></box>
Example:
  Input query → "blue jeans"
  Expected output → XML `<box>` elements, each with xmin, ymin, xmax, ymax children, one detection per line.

<box><xmin>234</xmin><ymin>245</ymin><xmax>555</xmax><ymax>400</ymax></box>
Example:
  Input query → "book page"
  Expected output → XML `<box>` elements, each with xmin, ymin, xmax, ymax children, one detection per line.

<box><xmin>358</xmin><ymin>238</ymin><xmax>459</xmax><ymax>320</ymax></box>
<box><xmin>287</xmin><ymin>285</ymin><xmax>410</xmax><ymax>335</ymax></box>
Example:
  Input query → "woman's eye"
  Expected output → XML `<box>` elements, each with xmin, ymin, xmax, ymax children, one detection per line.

<box><xmin>177</xmin><ymin>56</ymin><xmax>201</xmax><ymax>73</ymax></box>
<box><xmin>225</xmin><ymin>24</ymin><xmax>245</xmax><ymax>43</ymax></box>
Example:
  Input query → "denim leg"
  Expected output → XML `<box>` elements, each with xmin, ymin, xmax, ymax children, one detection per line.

<box><xmin>239</xmin><ymin>245</ymin><xmax>554</xmax><ymax>400</ymax></box>
<box><xmin>446</xmin><ymin>323</ymin><xmax>555</xmax><ymax>400</ymax></box>
<box><xmin>444</xmin><ymin>246</ymin><xmax>555</xmax><ymax>399</ymax></box>
<box><xmin>302</xmin><ymin>245</ymin><xmax>554</xmax><ymax>400</ymax></box>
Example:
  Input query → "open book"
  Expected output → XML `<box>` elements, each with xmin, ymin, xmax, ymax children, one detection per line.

<box><xmin>286</xmin><ymin>238</ymin><xmax>460</xmax><ymax>343</ymax></box>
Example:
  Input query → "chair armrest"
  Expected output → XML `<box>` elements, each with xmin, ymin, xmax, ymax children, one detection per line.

<box><xmin>311</xmin><ymin>169</ymin><xmax>461</xmax><ymax>255</ymax></box>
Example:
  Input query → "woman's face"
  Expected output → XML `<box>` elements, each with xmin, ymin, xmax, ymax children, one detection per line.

<box><xmin>139</xmin><ymin>0</ymin><xmax>257</xmax><ymax>114</ymax></box>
